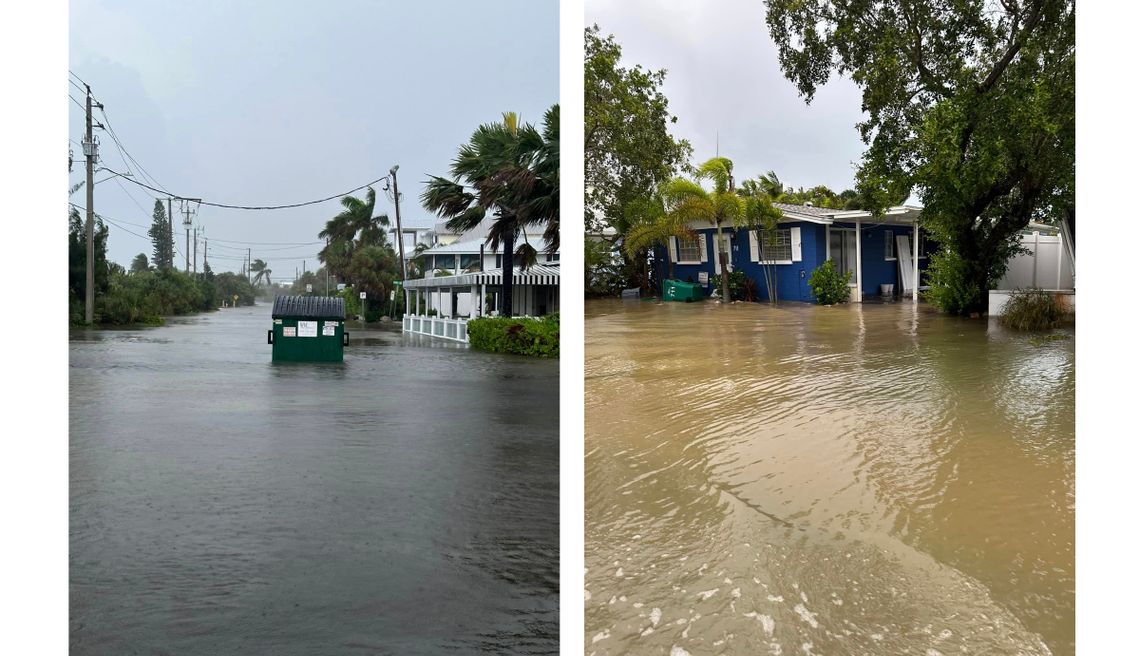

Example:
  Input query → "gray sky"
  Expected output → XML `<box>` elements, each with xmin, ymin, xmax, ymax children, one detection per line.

<box><xmin>585</xmin><ymin>0</ymin><xmax>870</xmax><ymax>198</ymax></box>
<box><xmin>69</xmin><ymin>0</ymin><xmax>558</xmax><ymax>277</ymax></box>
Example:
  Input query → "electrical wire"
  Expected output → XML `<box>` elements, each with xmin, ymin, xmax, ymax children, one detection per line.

<box><xmin>69</xmin><ymin>203</ymin><xmax>327</xmax><ymax>248</ymax></box>
<box><xmin>100</xmin><ymin>166</ymin><xmax>390</xmax><ymax>211</ymax></box>
<box><xmin>69</xmin><ymin>95</ymin><xmax>85</xmax><ymax>112</ymax></box>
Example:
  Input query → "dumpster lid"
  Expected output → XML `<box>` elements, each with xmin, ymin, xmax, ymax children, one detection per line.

<box><xmin>272</xmin><ymin>295</ymin><xmax>346</xmax><ymax>319</ymax></box>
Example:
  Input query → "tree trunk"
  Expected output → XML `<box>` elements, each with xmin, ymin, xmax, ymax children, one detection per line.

<box><xmin>501</xmin><ymin>228</ymin><xmax>515</xmax><ymax>318</ymax></box>
<box><xmin>716</xmin><ymin>223</ymin><xmax>730</xmax><ymax>302</ymax></box>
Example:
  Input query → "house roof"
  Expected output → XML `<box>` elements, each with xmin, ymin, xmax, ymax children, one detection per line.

<box><xmin>403</xmin><ymin>263</ymin><xmax>560</xmax><ymax>289</ymax></box>
<box><xmin>773</xmin><ymin>202</ymin><xmax>839</xmax><ymax>219</ymax></box>
<box><xmin>420</xmin><ymin>237</ymin><xmax>558</xmax><ymax>256</ymax></box>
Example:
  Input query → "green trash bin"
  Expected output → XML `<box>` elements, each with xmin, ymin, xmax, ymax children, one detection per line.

<box><xmin>663</xmin><ymin>279</ymin><xmax>704</xmax><ymax>302</ymax></box>
<box><xmin>269</xmin><ymin>295</ymin><xmax>348</xmax><ymax>363</ymax></box>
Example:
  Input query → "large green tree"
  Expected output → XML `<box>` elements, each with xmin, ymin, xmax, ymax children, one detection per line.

<box><xmin>585</xmin><ymin>25</ymin><xmax>692</xmax><ymax>235</ymax></box>
<box><xmin>147</xmin><ymin>199</ymin><xmax>173</xmax><ymax>270</ymax></box>
<box><xmin>765</xmin><ymin>0</ymin><xmax>1074</xmax><ymax>314</ymax></box>
<box><xmin>422</xmin><ymin>106</ymin><xmax>559</xmax><ymax>318</ymax></box>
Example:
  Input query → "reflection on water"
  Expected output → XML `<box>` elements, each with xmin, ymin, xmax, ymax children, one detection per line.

<box><xmin>70</xmin><ymin>304</ymin><xmax>558</xmax><ymax>655</ymax></box>
<box><xmin>585</xmin><ymin>299</ymin><xmax>1073</xmax><ymax>655</ymax></box>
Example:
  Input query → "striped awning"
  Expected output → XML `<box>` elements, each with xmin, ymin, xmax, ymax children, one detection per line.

<box><xmin>403</xmin><ymin>263</ymin><xmax>560</xmax><ymax>289</ymax></box>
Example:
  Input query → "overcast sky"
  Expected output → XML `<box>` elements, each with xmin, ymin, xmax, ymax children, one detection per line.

<box><xmin>69</xmin><ymin>0</ymin><xmax>558</xmax><ymax>277</ymax></box>
<box><xmin>586</xmin><ymin>0</ymin><xmax>870</xmax><ymax>198</ymax></box>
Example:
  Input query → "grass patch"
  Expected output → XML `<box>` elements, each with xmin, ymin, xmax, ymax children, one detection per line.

<box><xmin>1028</xmin><ymin>333</ymin><xmax>1071</xmax><ymax>347</ymax></box>
<box><xmin>999</xmin><ymin>288</ymin><xmax>1064</xmax><ymax>331</ymax></box>
<box><xmin>467</xmin><ymin>314</ymin><xmax>559</xmax><ymax>358</ymax></box>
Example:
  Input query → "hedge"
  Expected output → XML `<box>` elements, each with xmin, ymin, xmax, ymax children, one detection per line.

<box><xmin>466</xmin><ymin>314</ymin><xmax>559</xmax><ymax>357</ymax></box>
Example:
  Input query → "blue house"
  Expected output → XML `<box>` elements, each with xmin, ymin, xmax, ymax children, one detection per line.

<box><xmin>654</xmin><ymin>202</ymin><xmax>933</xmax><ymax>303</ymax></box>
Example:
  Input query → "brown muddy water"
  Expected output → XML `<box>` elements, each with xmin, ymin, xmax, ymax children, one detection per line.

<box><xmin>585</xmin><ymin>299</ymin><xmax>1074</xmax><ymax>655</ymax></box>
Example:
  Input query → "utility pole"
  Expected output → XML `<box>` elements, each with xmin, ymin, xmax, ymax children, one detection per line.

<box><xmin>390</xmin><ymin>165</ymin><xmax>408</xmax><ymax>315</ymax></box>
<box><xmin>193</xmin><ymin>227</ymin><xmax>198</xmax><ymax>274</ymax></box>
<box><xmin>167</xmin><ymin>198</ymin><xmax>174</xmax><ymax>269</ymax></box>
<box><xmin>183</xmin><ymin>201</ymin><xmax>191</xmax><ymax>272</ymax></box>
<box><xmin>325</xmin><ymin>238</ymin><xmax>330</xmax><ymax>295</ymax></box>
<box><xmin>203</xmin><ymin>239</ymin><xmax>208</xmax><ymax>272</ymax></box>
<box><xmin>83</xmin><ymin>85</ymin><xmax>99</xmax><ymax>324</ymax></box>
<box><xmin>247</xmin><ymin>248</ymin><xmax>251</xmax><ymax>284</ymax></box>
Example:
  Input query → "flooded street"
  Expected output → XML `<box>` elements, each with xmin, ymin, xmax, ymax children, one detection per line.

<box><xmin>70</xmin><ymin>304</ymin><xmax>559</xmax><ymax>655</ymax></box>
<box><xmin>585</xmin><ymin>300</ymin><xmax>1074</xmax><ymax>655</ymax></box>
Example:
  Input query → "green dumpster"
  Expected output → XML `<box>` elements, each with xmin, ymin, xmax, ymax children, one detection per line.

<box><xmin>269</xmin><ymin>295</ymin><xmax>348</xmax><ymax>363</ymax></box>
<box><xmin>663</xmin><ymin>279</ymin><xmax>704</xmax><ymax>302</ymax></box>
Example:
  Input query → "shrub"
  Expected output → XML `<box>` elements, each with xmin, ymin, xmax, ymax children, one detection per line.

<box><xmin>1000</xmin><ymin>288</ymin><xmax>1064</xmax><ymax>331</ymax></box>
<box><xmin>924</xmin><ymin>250</ymin><xmax>984</xmax><ymax>315</ymax></box>
<box><xmin>710</xmin><ymin>270</ymin><xmax>750</xmax><ymax>301</ymax></box>
<box><xmin>467</xmin><ymin>314</ymin><xmax>559</xmax><ymax>357</ymax></box>
<box><xmin>807</xmin><ymin>259</ymin><xmax>852</xmax><ymax>305</ymax></box>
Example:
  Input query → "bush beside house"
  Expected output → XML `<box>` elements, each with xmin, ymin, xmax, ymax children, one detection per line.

<box><xmin>807</xmin><ymin>260</ymin><xmax>852</xmax><ymax>305</ymax></box>
<box><xmin>467</xmin><ymin>315</ymin><xmax>559</xmax><ymax>357</ymax></box>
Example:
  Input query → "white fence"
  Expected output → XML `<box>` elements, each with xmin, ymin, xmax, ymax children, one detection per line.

<box><xmin>402</xmin><ymin>314</ymin><xmax>469</xmax><ymax>343</ymax></box>
<box><xmin>995</xmin><ymin>232</ymin><xmax>1074</xmax><ymax>291</ymax></box>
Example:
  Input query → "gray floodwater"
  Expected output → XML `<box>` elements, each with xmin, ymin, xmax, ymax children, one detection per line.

<box><xmin>70</xmin><ymin>304</ymin><xmax>559</xmax><ymax>655</ymax></box>
<box><xmin>585</xmin><ymin>299</ymin><xmax>1074</xmax><ymax>656</ymax></box>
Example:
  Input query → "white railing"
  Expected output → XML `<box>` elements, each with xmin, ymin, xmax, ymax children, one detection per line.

<box><xmin>402</xmin><ymin>314</ymin><xmax>469</xmax><ymax>343</ymax></box>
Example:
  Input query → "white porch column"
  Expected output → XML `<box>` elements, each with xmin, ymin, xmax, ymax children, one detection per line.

<box><xmin>470</xmin><ymin>284</ymin><xmax>479</xmax><ymax>317</ymax></box>
<box><xmin>854</xmin><ymin>219</ymin><xmax>863</xmax><ymax>303</ymax></box>
<box><xmin>481</xmin><ymin>282</ymin><xmax>487</xmax><ymax>316</ymax></box>
<box><xmin>825</xmin><ymin>225</ymin><xmax>831</xmax><ymax>260</ymax></box>
<box><xmin>913</xmin><ymin>223</ymin><xmax>920</xmax><ymax>303</ymax></box>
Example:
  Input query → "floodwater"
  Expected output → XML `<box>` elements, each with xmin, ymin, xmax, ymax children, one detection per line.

<box><xmin>70</xmin><ymin>304</ymin><xmax>559</xmax><ymax>655</ymax></box>
<box><xmin>585</xmin><ymin>299</ymin><xmax>1074</xmax><ymax>655</ymax></box>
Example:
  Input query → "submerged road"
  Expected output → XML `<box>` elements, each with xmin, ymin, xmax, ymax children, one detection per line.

<box><xmin>70</xmin><ymin>304</ymin><xmax>559</xmax><ymax>655</ymax></box>
<box><xmin>585</xmin><ymin>299</ymin><xmax>1074</xmax><ymax>655</ymax></box>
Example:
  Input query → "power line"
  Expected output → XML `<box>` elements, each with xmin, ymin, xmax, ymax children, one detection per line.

<box><xmin>68</xmin><ymin>203</ymin><xmax>326</xmax><ymax>247</ymax></box>
<box><xmin>100</xmin><ymin>165</ymin><xmax>390</xmax><ymax>211</ymax></box>
<box><xmin>69</xmin><ymin>70</ymin><xmax>89</xmax><ymax>87</ymax></box>
<box><xmin>69</xmin><ymin>95</ymin><xmax>85</xmax><ymax>112</ymax></box>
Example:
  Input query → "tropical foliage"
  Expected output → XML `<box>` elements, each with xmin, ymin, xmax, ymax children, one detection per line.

<box><xmin>466</xmin><ymin>314</ymin><xmax>559</xmax><ymax>358</ymax></box>
<box><xmin>807</xmin><ymin>259</ymin><xmax>853</xmax><ymax>305</ymax></box>
<box><xmin>585</xmin><ymin>25</ymin><xmax>692</xmax><ymax>234</ymax></box>
<box><xmin>765</xmin><ymin>0</ymin><xmax>1074</xmax><ymax>314</ymax></box>
<box><xmin>317</xmin><ymin>187</ymin><xmax>403</xmax><ymax>309</ymax></box>
<box><xmin>250</xmin><ymin>259</ymin><xmax>272</xmax><ymax>286</ymax></box>
<box><xmin>422</xmin><ymin>105</ymin><xmax>559</xmax><ymax>318</ymax></box>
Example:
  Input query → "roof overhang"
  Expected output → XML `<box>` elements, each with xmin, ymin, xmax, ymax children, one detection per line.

<box><xmin>403</xmin><ymin>264</ymin><xmax>560</xmax><ymax>289</ymax></box>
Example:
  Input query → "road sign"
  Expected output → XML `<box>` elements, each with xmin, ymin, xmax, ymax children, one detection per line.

<box><xmin>337</xmin><ymin>283</ymin><xmax>346</xmax><ymax>291</ymax></box>
<box><xmin>360</xmin><ymin>292</ymin><xmax>366</xmax><ymax>299</ymax></box>
<box><xmin>394</xmin><ymin>280</ymin><xmax>403</xmax><ymax>287</ymax></box>
<box><xmin>306</xmin><ymin>284</ymin><xmax>313</xmax><ymax>293</ymax></box>
<box><xmin>389</xmin><ymin>290</ymin><xmax>395</xmax><ymax>301</ymax></box>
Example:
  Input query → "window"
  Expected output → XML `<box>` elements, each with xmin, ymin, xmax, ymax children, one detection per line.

<box><xmin>829</xmin><ymin>228</ymin><xmax>857</xmax><ymax>281</ymax></box>
<box><xmin>460</xmin><ymin>254</ymin><xmax>480</xmax><ymax>271</ymax></box>
<box><xmin>495</xmin><ymin>254</ymin><xmax>503</xmax><ymax>268</ymax></box>
<box><xmin>758</xmin><ymin>228</ymin><xmax>792</xmax><ymax>262</ymax></box>
<box><xmin>884</xmin><ymin>230</ymin><xmax>895</xmax><ymax>260</ymax></box>
<box><xmin>676</xmin><ymin>235</ymin><xmax>701</xmax><ymax>262</ymax></box>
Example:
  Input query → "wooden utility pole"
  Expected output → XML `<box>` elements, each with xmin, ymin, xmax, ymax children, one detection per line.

<box><xmin>84</xmin><ymin>85</ymin><xmax>96</xmax><ymax>324</ymax></box>
<box><xmin>247</xmin><ymin>248</ymin><xmax>252</xmax><ymax>284</ymax></box>
<box><xmin>193</xmin><ymin>227</ymin><xmax>198</xmax><ymax>274</ymax></box>
<box><xmin>167</xmin><ymin>198</ymin><xmax>174</xmax><ymax>269</ymax></box>
<box><xmin>183</xmin><ymin>202</ymin><xmax>191</xmax><ymax>272</ymax></box>
<box><xmin>390</xmin><ymin>165</ymin><xmax>408</xmax><ymax>315</ymax></box>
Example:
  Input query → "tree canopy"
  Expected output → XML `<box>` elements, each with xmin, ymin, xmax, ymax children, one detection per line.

<box><xmin>765</xmin><ymin>0</ymin><xmax>1074</xmax><ymax>313</ymax></box>
<box><xmin>585</xmin><ymin>25</ymin><xmax>691</xmax><ymax>234</ymax></box>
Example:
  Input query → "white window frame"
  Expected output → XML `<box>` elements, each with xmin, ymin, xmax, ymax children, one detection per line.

<box><xmin>757</xmin><ymin>227</ymin><xmax>793</xmax><ymax>265</ymax></box>
<box><xmin>884</xmin><ymin>229</ymin><xmax>896</xmax><ymax>261</ymax></box>
<box><xmin>917</xmin><ymin>231</ymin><xmax>927</xmax><ymax>260</ymax></box>
<box><xmin>675</xmin><ymin>234</ymin><xmax>702</xmax><ymax>264</ymax></box>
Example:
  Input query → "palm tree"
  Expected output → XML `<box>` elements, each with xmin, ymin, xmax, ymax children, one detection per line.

<box><xmin>662</xmin><ymin>157</ymin><xmax>743</xmax><ymax>302</ymax></box>
<box><xmin>757</xmin><ymin>170</ymin><xmax>784</xmax><ymax>199</ymax></box>
<box><xmin>250</xmin><ymin>259</ymin><xmax>272</xmax><ymax>286</ymax></box>
<box><xmin>621</xmin><ymin>192</ymin><xmax>692</xmax><ymax>284</ymax></box>
<box><xmin>422</xmin><ymin>106</ymin><xmax>559</xmax><ymax>318</ymax></box>
<box><xmin>318</xmin><ymin>187</ymin><xmax>392</xmax><ymax>283</ymax></box>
